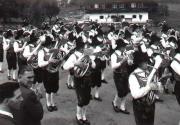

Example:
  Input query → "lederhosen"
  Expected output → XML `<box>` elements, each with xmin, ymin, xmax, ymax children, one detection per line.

<box><xmin>29</xmin><ymin>44</ymin><xmax>43</xmax><ymax>85</ymax></box>
<box><xmin>6</xmin><ymin>40</ymin><xmax>17</xmax><ymax>70</ymax></box>
<box><xmin>91</xmin><ymin>57</ymin><xmax>102</xmax><ymax>88</ymax></box>
<box><xmin>113</xmin><ymin>52</ymin><xmax>129</xmax><ymax>98</ymax></box>
<box><xmin>41</xmin><ymin>49</ymin><xmax>59</xmax><ymax>94</ymax></box>
<box><xmin>73</xmin><ymin>53</ymin><xmax>92</xmax><ymax>107</ymax></box>
<box><xmin>16</xmin><ymin>40</ymin><xmax>27</xmax><ymax>76</ymax></box>
<box><xmin>133</xmin><ymin>72</ymin><xmax>156</xmax><ymax>125</ymax></box>
<box><xmin>0</xmin><ymin>36</ymin><xmax>4</xmax><ymax>62</ymax></box>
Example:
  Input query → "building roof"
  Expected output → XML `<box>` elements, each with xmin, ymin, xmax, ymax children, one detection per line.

<box><xmin>82</xmin><ymin>0</ymin><xmax>156</xmax><ymax>4</ymax></box>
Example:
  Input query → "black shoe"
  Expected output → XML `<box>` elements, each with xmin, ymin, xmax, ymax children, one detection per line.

<box><xmin>46</xmin><ymin>105</ymin><xmax>53</xmax><ymax>112</ymax></box>
<box><xmin>119</xmin><ymin>108</ymin><xmax>130</xmax><ymax>115</ymax></box>
<box><xmin>93</xmin><ymin>97</ymin><xmax>102</xmax><ymax>102</ymax></box>
<box><xmin>83</xmin><ymin>119</ymin><xmax>90</xmax><ymax>125</ymax></box>
<box><xmin>76</xmin><ymin>116</ymin><xmax>84</xmax><ymax>125</ymax></box>
<box><xmin>101</xmin><ymin>79</ymin><xmax>108</xmax><ymax>84</ymax></box>
<box><xmin>7</xmin><ymin>76</ymin><xmax>11</xmax><ymax>80</ymax></box>
<box><xmin>12</xmin><ymin>79</ymin><xmax>17</xmax><ymax>82</ymax></box>
<box><xmin>112</xmin><ymin>101</ymin><xmax>121</xmax><ymax>113</ymax></box>
<box><xmin>52</xmin><ymin>105</ymin><xmax>58</xmax><ymax>111</ymax></box>
<box><xmin>155</xmin><ymin>98</ymin><xmax>164</xmax><ymax>103</ymax></box>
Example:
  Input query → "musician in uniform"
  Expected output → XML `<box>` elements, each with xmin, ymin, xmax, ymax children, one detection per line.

<box><xmin>90</xmin><ymin>33</ymin><xmax>106</xmax><ymax>101</ymax></box>
<box><xmin>0</xmin><ymin>31</ymin><xmax>4</xmax><ymax>73</ymax></box>
<box><xmin>129</xmin><ymin>52</ymin><xmax>162</xmax><ymax>125</ymax></box>
<box><xmin>3</xmin><ymin>30</ymin><xmax>17</xmax><ymax>81</ymax></box>
<box><xmin>23</xmin><ymin>29</ymin><xmax>43</xmax><ymax>92</ymax></box>
<box><xmin>63</xmin><ymin>40</ymin><xmax>95</xmax><ymax>125</ymax></box>
<box><xmin>111</xmin><ymin>38</ymin><xmax>130</xmax><ymax>114</ymax></box>
<box><xmin>13</xmin><ymin>29</ymin><xmax>28</xmax><ymax>78</ymax></box>
<box><xmin>38</xmin><ymin>34</ymin><xmax>59</xmax><ymax>112</ymax></box>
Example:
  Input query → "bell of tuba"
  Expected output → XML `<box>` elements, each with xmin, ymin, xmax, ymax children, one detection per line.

<box><xmin>74</xmin><ymin>55</ymin><xmax>92</xmax><ymax>78</ymax></box>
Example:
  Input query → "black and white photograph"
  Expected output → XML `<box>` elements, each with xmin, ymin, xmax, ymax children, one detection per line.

<box><xmin>0</xmin><ymin>0</ymin><xmax>180</xmax><ymax>125</ymax></box>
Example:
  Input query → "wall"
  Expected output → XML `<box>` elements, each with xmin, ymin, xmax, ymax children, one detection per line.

<box><xmin>83</xmin><ymin>12</ymin><xmax>148</xmax><ymax>23</ymax></box>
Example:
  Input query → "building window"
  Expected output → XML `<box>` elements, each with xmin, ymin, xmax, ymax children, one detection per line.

<box><xmin>112</xmin><ymin>4</ymin><xmax>118</xmax><ymax>9</ymax></box>
<box><xmin>94</xmin><ymin>4</ymin><xmax>99</xmax><ymax>9</ymax></box>
<box><xmin>138</xmin><ymin>3</ymin><xmax>144</xmax><ymax>8</ymax></box>
<box><xmin>100</xmin><ymin>16</ymin><xmax>104</xmax><ymax>19</ymax></box>
<box><xmin>100</xmin><ymin>4</ymin><xmax>106</xmax><ymax>9</ymax></box>
<box><xmin>133</xmin><ymin>15</ymin><xmax>137</xmax><ymax>18</ymax></box>
<box><xmin>131</xmin><ymin>3</ymin><xmax>136</xmax><ymax>8</ymax></box>
<box><xmin>119</xmin><ymin>4</ymin><xmax>125</xmax><ymax>8</ymax></box>
<box><xmin>111</xmin><ymin>15</ymin><xmax>116</xmax><ymax>19</ymax></box>
<box><xmin>121</xmin><ymin>15</ymin><xmax>125</xmax><ymax>18</ymax></box>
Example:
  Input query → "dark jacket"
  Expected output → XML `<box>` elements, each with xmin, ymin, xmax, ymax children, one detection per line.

<box><xmin>20</xmin><ymin>85</ymin><xmax>43</xmax><ymax>125</ymax></box>
<box><xmin>0</xmin><ymin>113</ymin><xmax>15</xmax><ymax>125</ymax></box>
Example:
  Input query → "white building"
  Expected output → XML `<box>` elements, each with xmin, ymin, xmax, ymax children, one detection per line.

<box><xmin>81</xmin><ymin>0</ymin><xmax>158</xmax><ymax>24</ymax></box>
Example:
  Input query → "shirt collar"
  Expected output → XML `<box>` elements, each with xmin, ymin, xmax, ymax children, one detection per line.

<box><xmin>0</xmin><ymin>109</ymin><xmax>13</xmax><ymax>118</ymax></box>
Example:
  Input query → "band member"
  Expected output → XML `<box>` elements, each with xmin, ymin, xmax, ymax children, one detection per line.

<box><xmin>129</xmin><ymin>52</ymin><xmax>162</xmax><ymax>125</ymax></box>
<box><xmin>90</xmin><ymin>33</ymin><xmax>105</xmax><ymax>101</ymax></box>
<box><xmin>111</xmin><ymin>39</ymin><xmax>130</xmax><ymax>114</ymax></box>
<box><xmin>23</xmin><ymin>29</ymin><xmax>43</xmax><ymax>91</ymax></box>
<box><xmin>38</xmin><ymin>34</ymin><xmax>59</xmax><ymax>112</ymax></box>
<box><xmin>13</xmin><ymin>29</ymin><xmax>28</xmax><ymax>77</ymax></box>
<box><xmin>3</xmin><ymin>30</ymin><xmax>17</xmax><ymax>81</ymax></box>
<box><xmin>63</xmin><ymin>41</ymin><xmax>95</xmax><ymax>125</ymax></box>
<box><xmin>0</xmin><ymin>31</ymin><xmax>4</xmax><ymax>73</ymax></box>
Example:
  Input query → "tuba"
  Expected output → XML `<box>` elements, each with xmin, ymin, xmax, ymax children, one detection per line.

<box><xmin>73</xmin><ymin>48</ymin><xmax>93</xmax><ymax>77</ymax></box>
<box><xmin>74</xmin><ymin>55</ymin><xmax>91</xmax><ymax>78</ymax></box>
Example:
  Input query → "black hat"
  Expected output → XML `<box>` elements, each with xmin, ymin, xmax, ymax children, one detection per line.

<box><xmin>133</xmin><ymin>51</ymin><xmax>150</xmax><ymax>66</ymax></box>
<box><xmin>5</xmin><ymin>30</ymin><xmax>13</xmax><ymax>38</ymax></box>
<box><xmin>116</xmin><ymin>38</ymin><xmax>127</xmax><ymax>49</ymax></box>
<box><xmin>15</xmin><ymin>29</ymin><xmax>24</xmax><ymax>40</ymax></box>
<box><xmin>0</xmin><ymin>82</ymin><xmax>19</xmax><ymax>102</ymax></box>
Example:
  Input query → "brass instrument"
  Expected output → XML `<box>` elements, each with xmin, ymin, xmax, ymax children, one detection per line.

<box><xmin>74</xmin><ymin>55</ymin><xmax>91</xmax><ymax>78</ymax></box>
<box><xmin>46</xmin><ymin>40</ymin><xmax>76</xmax><ymax>73</ymax></box>
<box><xmin>27</xmin><ymin>39</ymin><xmax>43</xmax><ymax>69</ymax></box>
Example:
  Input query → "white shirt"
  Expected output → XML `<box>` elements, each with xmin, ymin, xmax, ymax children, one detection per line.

<box><xmin>0</xmin><ymin>109</ymin><xmax>13</xmax><ymax>118</ymax></box>
<box><xmin>63</xmin><ymin>51</ymin><xmax>83</xmax><ymax>70</ymax></box>
<box><xmin>38</xmin><ymin>48</ymin><xmax>50</xmax><ymax>68</ymax></box>
<box><xmin>3</xmin><ymin>38</ymin><xmax>10</xmax><ymax>51</ymax></box>
<box><xmin>129</xmin><ymin>68</ymin><xmax>151</xmax><ymax>99</ymax></box>
<box><xmin>171</xmin><ymin>53</ymin><xmax>180</xmax><ymax>75</ymax></box>
<box><xmin>13</xmin><ymin>40</ymin><xmax>24</xmax><ymax>53</ymax></box>
<box><xmin>111</xmin><ymin>50</ymin><xmax>123</xmax><ymax>70</ymax></box>
<box><xmin>23</xmin><ymin>44</ymin><xmax>35</xmax><ymax>58</ymax></box>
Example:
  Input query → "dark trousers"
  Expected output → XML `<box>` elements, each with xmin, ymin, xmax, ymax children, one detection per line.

<box><xmin>113</xmin><ymin>72</ymin><xmax>129</xmax><ymax>98</ymax></box>
<box><xmin>133</xmin><ymin>100</ymin><xmax>155</xmax><ymax>125</ymax></box>
<box><xmin>74</xmin><ymin>76</ymin><xmax>91</xmax><ymax>107</ymax></box>
<box><xmin>174</xmin><ymin>80</ymin><xmax>180</xmax><ymax>105</ymax></box>
<box><xmin>6</xmin><ymin>51</ymin><xmax>17</xmax><ymax>70</ymax></box>
<box><xmin>42</xmin><ymin>69</ymin><xmax>59</xmax><ymax>94</ymax></box>
<box><xmin>33</xmin><ymin>68</ymin><xmax>43</xmax><ymax>84</ymax></box>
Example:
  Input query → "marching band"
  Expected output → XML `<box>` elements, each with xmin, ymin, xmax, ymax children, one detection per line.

<box><xmin>0</xmin><ymin>20</ymin><xmax>180</xmax><ymax>125</ymax></box>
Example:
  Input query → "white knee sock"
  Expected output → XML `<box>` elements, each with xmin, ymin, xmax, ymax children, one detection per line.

<box><xmin>76</xmin><ymin>106</ymin><xmax>82</xmax><ymax>120</ymax></box>
<box><xmin>0</xmin><ymin>62</ymin><xmax>2</xmax><ymax>71</ymax></box>
<box><xmin>95</xmin><ymin>87</ymin><xmax>100</xmax><ymax>98</ymax></box>
<box><xmin>82</xmin><ymin>106</ymin><xmax>87</xmax><ymax>121</ymax></box>
<box><xmin>46</xmin><ymin>93</ymin><xmax>51</xmax><ymax>106</ymax></box>
<box><xmin>12</xmin><ymin>70</ymin><xmax>16</xmax><ymax>79</ymax></box>
<box><xmin>120</xmin><ymin>97</ymin><xmax>126</xmax><ymax>110</ymax></box>
<box><xmin>51</xmin><ymin>93</ymin><xmax>55</xmax><ymax>106</ymax></box>
<box><xmin>7</xmin><ymin>69</ymin><xmax>10</xmax><ymax>77</ymax></box>
<box><xmin>113</xmin><ymin>94</ymin><xmax>119</xmax><ymax>106</ymax></box>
